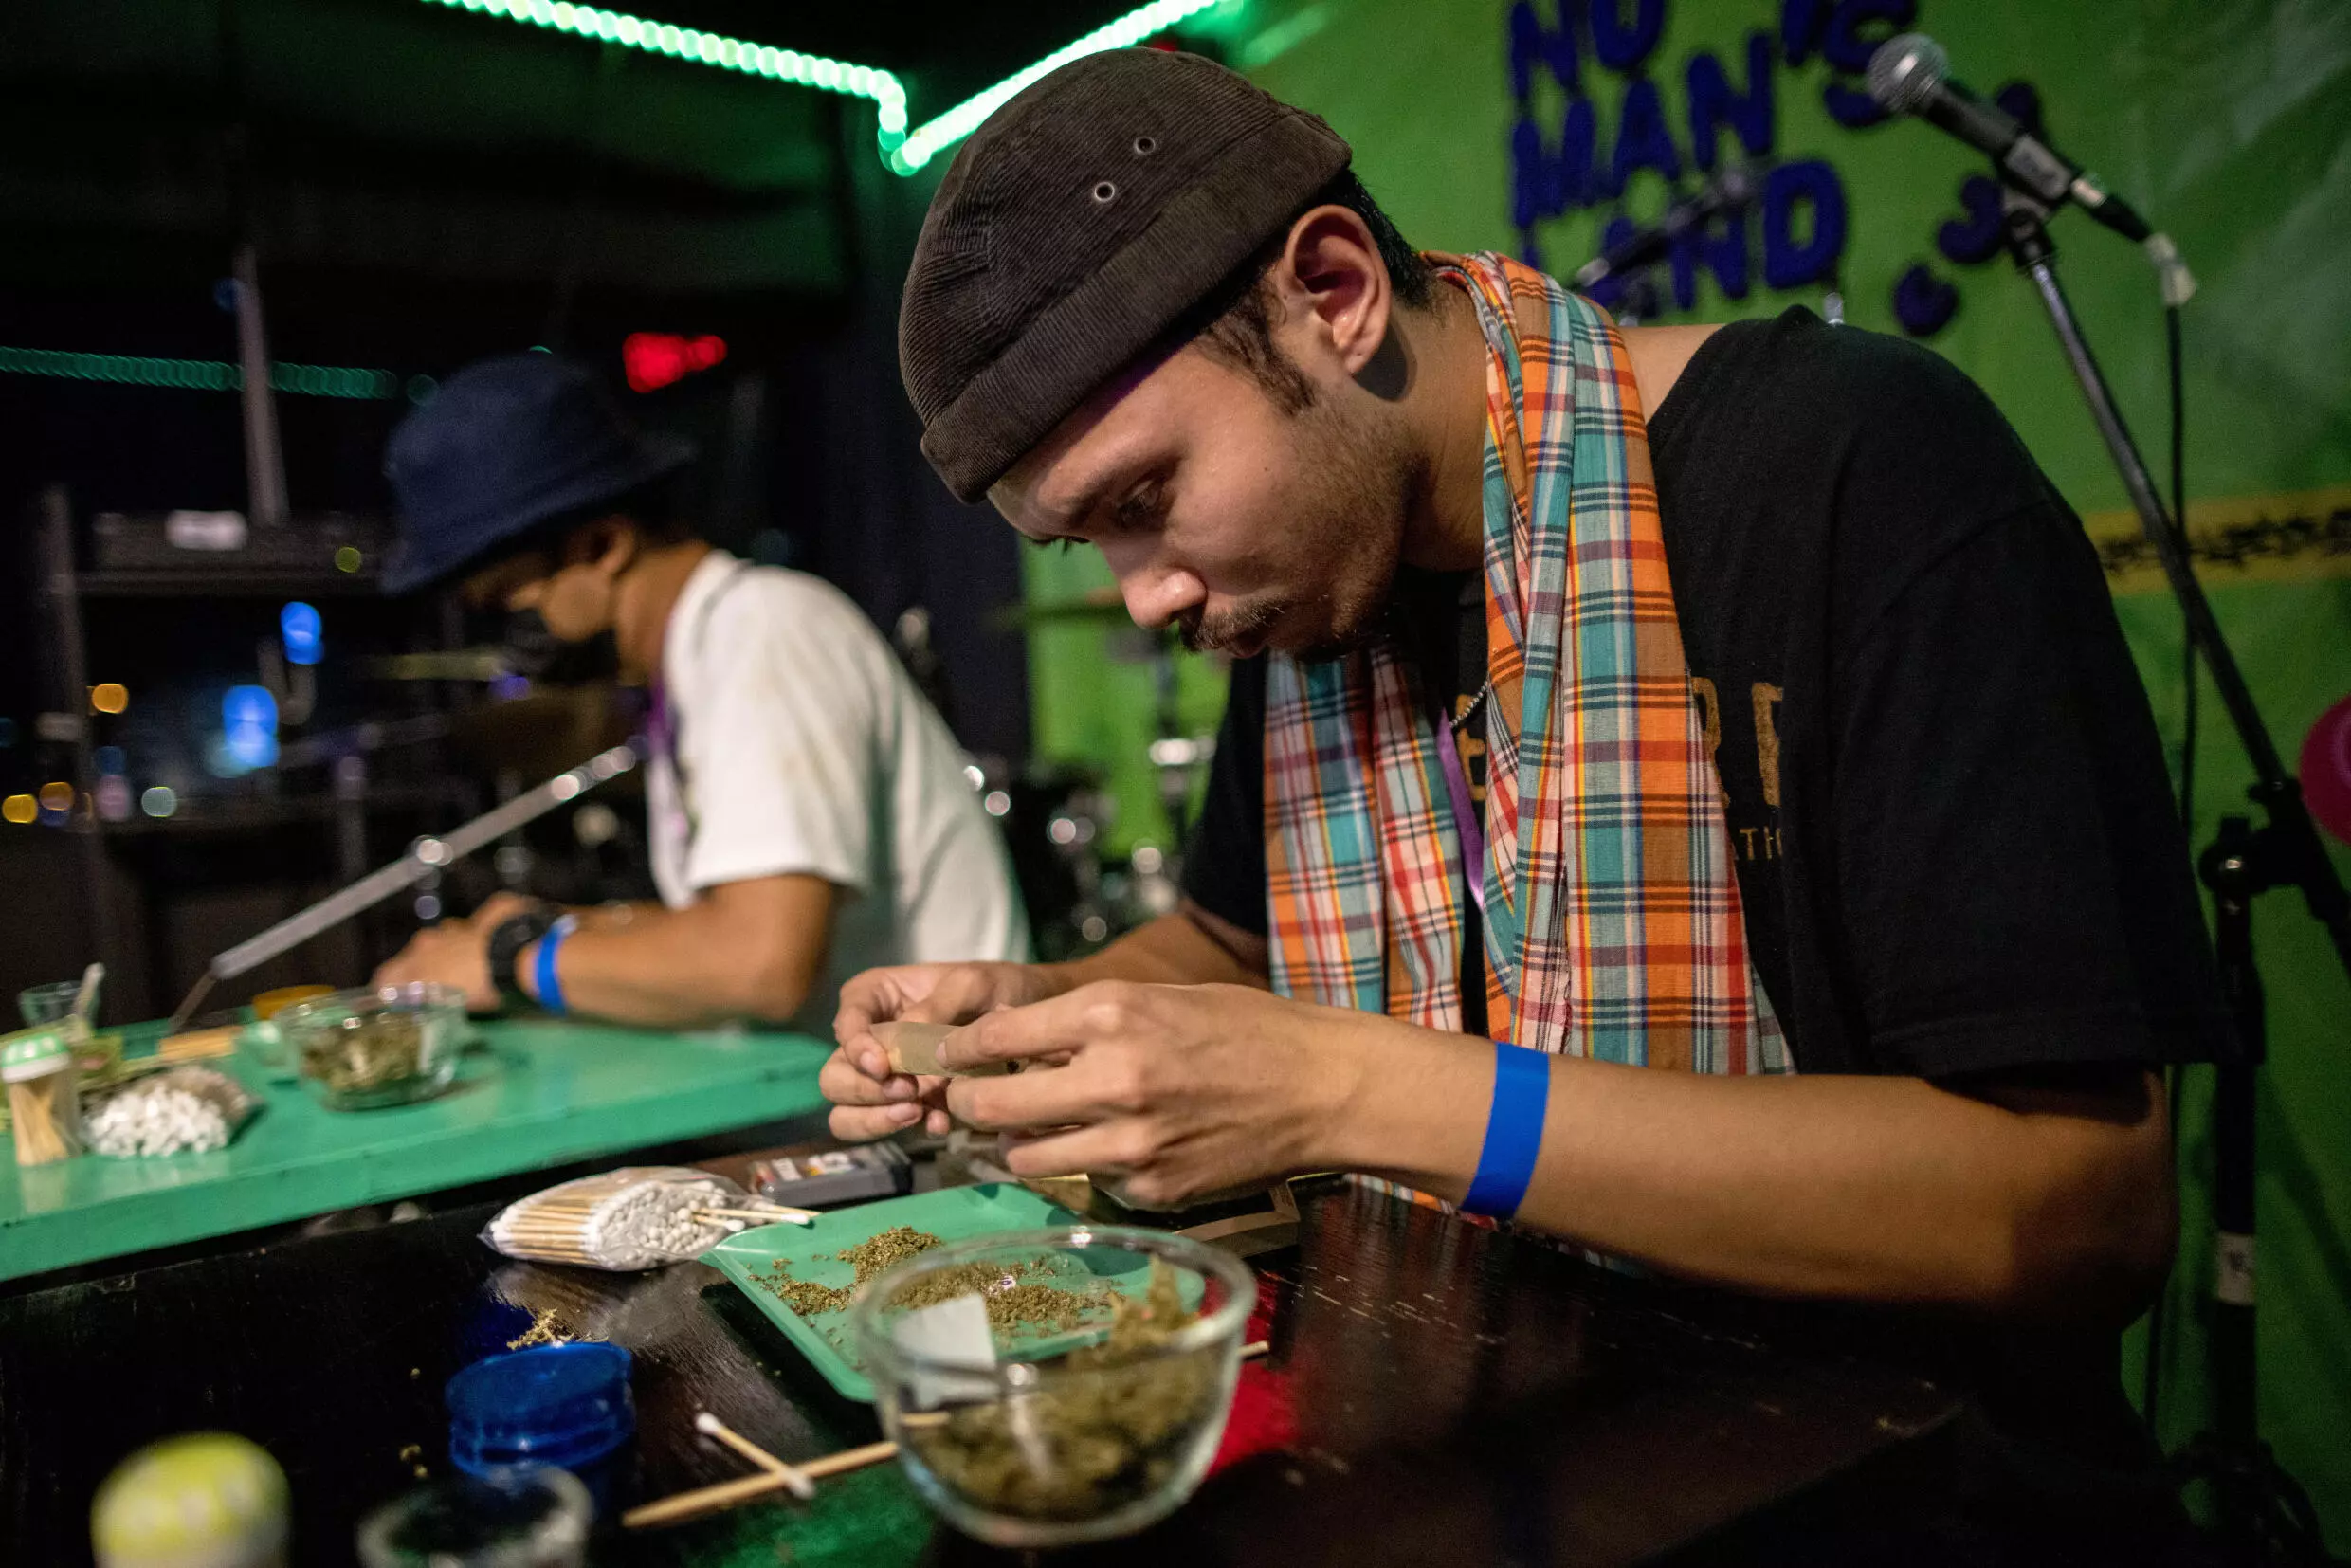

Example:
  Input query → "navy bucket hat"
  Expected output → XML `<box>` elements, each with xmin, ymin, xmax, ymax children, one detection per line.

<box><xmin>382</xmin><ymin>353</ymin><xmax>696</xmax><ymax>594</ymax></box>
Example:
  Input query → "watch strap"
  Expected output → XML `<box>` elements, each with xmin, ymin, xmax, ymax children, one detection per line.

<box><xmin>486</xmin><ymin>908</ymin><xmax>557</xmax><ymax>1005</ymax></box>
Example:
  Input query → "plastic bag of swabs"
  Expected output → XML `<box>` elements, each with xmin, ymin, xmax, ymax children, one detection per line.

<box><xmin>483</xmin><ymin>1166</ymin><xmax>798</xmax><ymax>1271</ymax></box>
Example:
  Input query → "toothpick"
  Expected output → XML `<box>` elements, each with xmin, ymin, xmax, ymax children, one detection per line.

<box><xmin>693</xmin><ymin>1412</ymin><xmax>814</xmax><ymax>1500</ymax></box>
<box><xmin>622</xmin><ymin>1441</ymin><xmax>898</xmax><ymax>1529</ymax></box>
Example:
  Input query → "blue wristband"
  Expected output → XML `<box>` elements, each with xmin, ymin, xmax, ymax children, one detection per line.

<box><xmin>533</xmin><ymin>915</ymin><xmax>577</xmax><ymax>1018</ymax></box>
<box><xmin>1462</xmin><ymin>1043</ymin><xmax>1550</xmax><ymax>1218</ymax></box>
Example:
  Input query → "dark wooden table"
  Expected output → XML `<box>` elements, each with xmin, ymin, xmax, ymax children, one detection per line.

<box><xmin>0</xmin><ymin>1177</ymin><xmax>1965</xmax><ymax>1566</ymax></box>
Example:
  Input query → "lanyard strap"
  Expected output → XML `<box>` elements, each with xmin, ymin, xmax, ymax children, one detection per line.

<box><xmin>1433</xmin><ymin>717</ymin><xmax>1485</xmax><ymax>915</ymax></box>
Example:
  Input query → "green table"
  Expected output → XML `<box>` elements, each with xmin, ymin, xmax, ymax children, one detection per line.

<box><xmin>0</xmin><ymin>1019</ymin><xmax>832</xmax><ymax>1283</ymax></box>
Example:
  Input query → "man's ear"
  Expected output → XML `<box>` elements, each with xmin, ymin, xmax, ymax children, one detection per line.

<box><xmin>578</xmin><ymin>513</ymin><xmax>640</xmax><ymax>578</ymax></box>
<box><xmin>1267</xmin><ymin>206</ymin><xmax>1394</xmax><ymax>379</ymax></box>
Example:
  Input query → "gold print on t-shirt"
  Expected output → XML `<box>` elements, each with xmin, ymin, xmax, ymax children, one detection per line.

<box><xmin>1751</xmin><ymin>682</ymin><xmax>1785</xmax><ymax>808</ymax></box>
<box><xmin>1688</xmin><ymin>677</ymin><xmax>1726</xmax><ymax>804</ymax></box>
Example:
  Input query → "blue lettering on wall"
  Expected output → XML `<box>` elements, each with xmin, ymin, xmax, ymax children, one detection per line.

<box><xmin>1509</xmin><ymin>0</ymin><xmax>1583</xmax><ymax>100</ymax></box>
<box><xmin>1936</xmin><ymin>173</ymin><xmax>2005</xmax><ymax>264</ymax></box>
<box><xmin>1893</xmin><ymin>262</ymin><xmax>1959</xmax><ymax>335</ymax></box>
<box><xmin>1761</xmin><ymin>157</ymin><xmax>1847</xmax><ymax>289</ymax></box>
<box><xmin>1818</xmin><ymin>0</ymin><xmax>1914</xmax><ymax>125</ymax></box>
<box><xmin>1779</xmin><ymin>0</ymin><xmax>1832</xmax><ymax>66</ymax></box>
<box><xmin>1672</xmin><ymin>208</ymin><xmax>1753</xmax><ymax>308</ymax></box>
<box><xmin>1585</xmin><ymin>213</ymin><xmax>1647</xmax><ymax>313</ymax></box>
<box><xmin>1589</xmin><ymin>0</ymin><xmax>1668</xmax><ymax>72</ymax></box>
<box><xmin>1994</xmin><ymin>80</ymin><xmax>2042</xmax><ymax>134</ymax></box>
<box><xmin>1820</xmin><ymin>0</ymin><xmax>1910</xmax><ymax>72</ymax></box>
<box><xmin>1610</xmin><ymin>78</ymin><xmax>1685</xmax><ymax>193</ymax></box>
<box><xmin>1504</xmin><ymin>0</ymin><xmax>1914</xmax><ymax>320</ymax></box>
<box><xmin>1821</xmin><ymin>81</ymin><xmax>1886</xmax><ymax>127</ymax></box>
<box><xmin>1686</xmin><ymin>32</ymin><xmax>1775</xmax><ymax>172</ymax></box>
<box><xmin>1512</xmin><ymin>93</ymin><xmax>1601</xmax><ymax>242</ymax></box>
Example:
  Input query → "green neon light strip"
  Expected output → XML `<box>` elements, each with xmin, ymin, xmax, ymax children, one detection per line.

<box><xmin>413</xmin><ymin>0</ymin><xmax>908</xmax><ymax>140</ymax></box>
<box><xmin>886</xmin><ymin>0</ymin><xmax>1230</xmax><ymax>173</ymax></box>
<box><xmin>0</xmin><ymin>346</ymin><xmax>403</xmax><ymax>400</ymax></box>
<box><xmin>413</xmin><ymin>0</ymin><xmax>1230</xmax><ymax>173</ymax></box>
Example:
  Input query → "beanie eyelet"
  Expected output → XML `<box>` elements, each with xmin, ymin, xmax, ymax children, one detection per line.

<box><xmin>1132</xmin><ymin>135</ymin><xmax>1157</xmax><ymax>156</ymax></box>
<box><xmin>1092</xmin><ymin>180</ymin><xmax>1119</xmax><ymax>204</ymax></box>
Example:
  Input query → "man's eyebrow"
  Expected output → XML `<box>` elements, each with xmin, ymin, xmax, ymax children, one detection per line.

<box><xmin>1036</xmin><ymin>465</ymin><xmax>1128</xmax><ymax>536</ymax></box>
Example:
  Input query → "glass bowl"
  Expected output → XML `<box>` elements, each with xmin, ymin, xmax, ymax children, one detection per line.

<box><xmin>279</xmin><ymin>983</ymin><xmax>465</xmax><ymax>1110</ymax></box>
<box><xmin>356</xmin><ymin>1465</ymin><xmax>590</xmax><ymax>1568</ymax></box>
<box><xmin>852</xmin><ymin>1226</ymin><xmax>1252</xmax><ymax>1548</ymax></box>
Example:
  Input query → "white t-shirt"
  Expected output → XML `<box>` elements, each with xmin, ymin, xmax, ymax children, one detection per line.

<box><xmin>645</xmin><ymin>551</ymin><xmax>1029</xmax><ymax>1032</ymax></box>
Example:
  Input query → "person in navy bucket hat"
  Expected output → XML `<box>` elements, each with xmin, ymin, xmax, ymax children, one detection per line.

<box><xmin>373</xmin><ymin>351</ymin><xmax>1029</xmax><ymax>1034</ymax></box>
<box><xmin>382</xmin><ymin>352</ymin><xmax>696</xmax><ymax>594</ymax></box>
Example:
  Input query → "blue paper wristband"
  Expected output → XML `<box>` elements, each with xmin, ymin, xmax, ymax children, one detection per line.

<box><xmin>534</xmin><ymin>915</ymin><xmax>577</xmax><ymax>1018</ymax></box>
<box><xmin>1462</xmin><ymin>1043</ymin><xmax>1551</xmax><ymax>1218</ymax></box>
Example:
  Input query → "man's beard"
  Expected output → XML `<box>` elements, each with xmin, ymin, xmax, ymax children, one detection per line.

<box><xmin>1185</xmin><ymin>394</ymin><xmax>1415</xmax><ymax>664</ymax></box>
<box><xmin>1178</xmin><ymin>597</ymin><xmax>1286</xmax><ymax>657</ymax></box>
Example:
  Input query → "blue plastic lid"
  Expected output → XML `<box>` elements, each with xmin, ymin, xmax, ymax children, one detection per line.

<box><xmin>446</xmin><ymin>1343</ymin><xmax>635</xmax><ymax>1477</ymax></box>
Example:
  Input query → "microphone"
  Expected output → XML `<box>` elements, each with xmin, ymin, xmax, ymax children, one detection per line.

<box><xmin>1868</xmin><ymin>34</ymin><xmax>2193</xmax><ymax>304</ymax></box>
<box><xmin>1574</xmin><ymin>165</ymin><xmax>1759</xmax><ymax>292</ymax></box>
<box><xmin>1866</xmin><ymin>34</ymin><xmax>2142</xmax><ymax>236</ymax></box>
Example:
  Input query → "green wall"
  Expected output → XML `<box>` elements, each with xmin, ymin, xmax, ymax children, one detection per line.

<box><xmin>1019</xmin><ymin>0</ymin><xmax>2351</xmax><ymax>1536</ymax></box>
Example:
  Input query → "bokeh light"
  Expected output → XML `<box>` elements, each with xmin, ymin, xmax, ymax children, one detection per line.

<box><xmin>335</xmin><ymin>546</ymin><xmax>364</xmax><ymax>574</ymax></box>
<box><xmin>37</xmin><ymin>781</ymin><xmax>74</xmax><ymax>812</ymax></box>
<box><xmin>222</xmin><ymin>685</ymin><xmax>281</xmax><ymax>772</ymax></box>
<box><xmin>90</xmin><ymin>683</ymin><xmax>129</xmax><ymax>714</ymax></box>
<box><xmin>141</xmin><ymin>786</ymin><xmax>178</xmax><ymax>819</ymax></box>
<box><xmin>281</xmin><ymin>601</ymin><xmax>323</xmax><ymax>665</ymax></box>
<box><xmin>95</xmin><ymin>746</ymin><xmax>126</xmax><ymax>775</ymax></box>
<box><xmin>2</xmin><ymin>794</ymin><xmax>35</xmax><ymax>825</ymax></box>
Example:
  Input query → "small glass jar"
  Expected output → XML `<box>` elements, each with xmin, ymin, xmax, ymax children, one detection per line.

<box><xmin>445</xmin><ymin>1343</ymin><xmax>636</xmax><ymax>1513</ymax></box>
<box><xmin>4</xmin><ymin>1024</ymin><xmax>86</xmax><ymax>1165</ymax></box>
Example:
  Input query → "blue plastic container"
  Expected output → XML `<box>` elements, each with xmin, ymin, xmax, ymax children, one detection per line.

<box><xmin>446</xmin><ymin>1343</ymin><xmax>635</xmax><ymax>1509</ymax></box>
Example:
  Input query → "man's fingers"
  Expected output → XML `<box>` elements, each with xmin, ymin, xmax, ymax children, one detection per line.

<box><xmin>902</xmin><ymin>966</ymin><xmax>1013</xmax><ymax>1027</ymax></box>
<box><xmin>829</xmin><ymin>1103</ymin><xmax>923</xmax><ymax>1142</ymax></box>
<box><xmin>836</xmin><ymin>966</ymin><xmax>956</xmax><ymax>1076</ymax></box>
<box><xmin>996</xmin><ymin>1125</ymin><xmax>1132</xmax><ymax>1181</ymax></box>
<box><xmin>818</xmin><ymin>1049</ymin><xmax>895</xmax><ymax>1107</ymax></box>
<box><xmin>818</xmin><ymin>1050</ymin><xmax>941</xmax><ymax>1107</ymax></box>
<box><xmin>945</xmin><ymin>1063</ymin><xmax>1112</xmax><ymax>1133</ymax></box>
<box><xmin>939</xmin><ymin>983</ymin><xmax>1139</xmax><ymax>1069</ymax></box>
<box><xmin>473</xmin><ymin>892</ymin><xmax>535</xmax><ymax>928</ymax></box>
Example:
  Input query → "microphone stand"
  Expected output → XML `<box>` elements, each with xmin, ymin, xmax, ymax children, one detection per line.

<box><xmin>1999</xmin><ymin>187</ymin><xmax>2349</xmax><ymax>1562</ymax></box>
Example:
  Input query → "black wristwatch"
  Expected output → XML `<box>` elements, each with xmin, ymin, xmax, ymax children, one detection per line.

<box><xmin>485</xmin><ymin>906</ymin><xmax>559</xmax><ymax>1010</ymax></box>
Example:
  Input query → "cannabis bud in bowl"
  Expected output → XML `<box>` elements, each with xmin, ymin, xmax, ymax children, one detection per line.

<box><xmin>850</xmin><ymin>1227</ymin><xmax>1252</xmax><ymax>1547</ymax></box>
<box><xmin>277</xmin><ymin>982</ymin><xmax>465</xmax><ymax>1110</ymax></box>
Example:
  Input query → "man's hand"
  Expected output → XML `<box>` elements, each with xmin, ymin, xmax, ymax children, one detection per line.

<box><xmin>372</xmin><ymin>919</ymin><xmax>498</xmax><ymax>1013</ymax></box>
<box><xmin>471</xmin><ymin>891</ymin><xmax>542</xmax><ymax>934</ymax></box>
<box><xmin>822</xmin><ymin>961</ymin><xmax>1067</xmax><ymax>1141</ymax></box>
<box><xmin>934</xmin><ymin>981</ymin><xmax>1358</xmax><ymax>1209</ymax></box>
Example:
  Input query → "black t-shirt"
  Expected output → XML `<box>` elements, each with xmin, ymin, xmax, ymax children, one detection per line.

<box><xmin>1187</xmin><ymin>306</ymin><xmax>2235</xmax><ymax>1082</ymax></box>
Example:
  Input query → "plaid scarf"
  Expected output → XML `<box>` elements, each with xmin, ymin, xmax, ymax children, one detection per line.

<box><xmin>1265</xmin><ymin>253</ymin><xmax>1786</xmax><ymax>1093</ymax></box>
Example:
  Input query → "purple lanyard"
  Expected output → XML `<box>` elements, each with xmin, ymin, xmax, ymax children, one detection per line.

<box><xmin>1433</xmin><ymin>718</ymin><xmax>1486</xmax><ymax>914</ymax></box>
<box><xmin>647</xmin><ymin>681</ymin><xmax>674</xmax><ymax>766</ymax></box>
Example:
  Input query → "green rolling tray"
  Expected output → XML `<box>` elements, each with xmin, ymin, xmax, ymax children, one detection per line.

<box><xmin>702</xmin><ymin>1182</ymin><xmax>1103</xmax><ymax>1402</ymax></box>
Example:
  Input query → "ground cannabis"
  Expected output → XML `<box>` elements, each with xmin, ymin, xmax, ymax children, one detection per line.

<box><xmin>297</xmin><ymin>1011</ymin><xmax>426</xmax><ymax>1095</ymax></box>
<box><xmin>902</xmin><ymin>1260</ymin><xmax>1219</xmax><ymax>1523</ymax></box>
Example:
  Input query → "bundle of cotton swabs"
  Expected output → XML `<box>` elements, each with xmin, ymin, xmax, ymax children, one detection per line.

<box><xmin>484</xmin><ymin>1166</ymin><xmax>815</xmax><ymax>1271</ymax></box>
